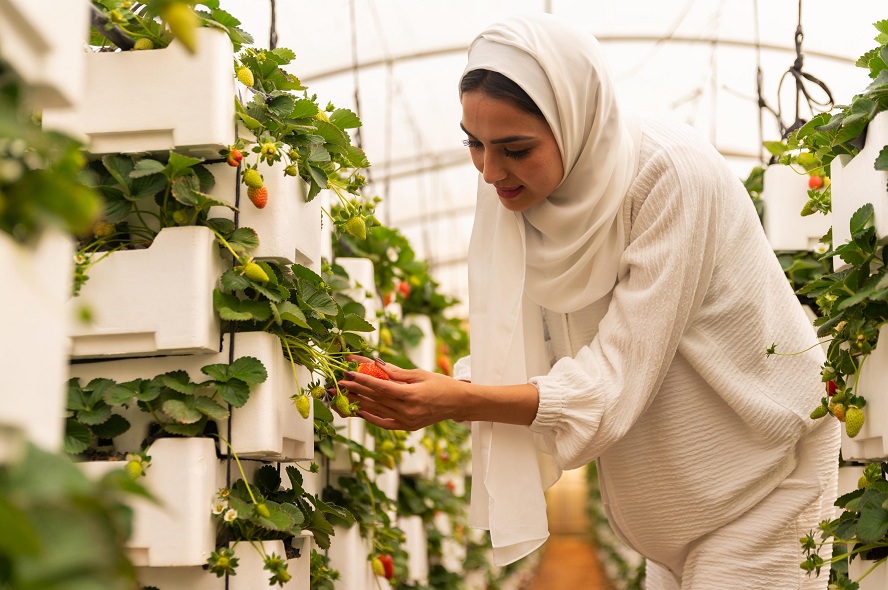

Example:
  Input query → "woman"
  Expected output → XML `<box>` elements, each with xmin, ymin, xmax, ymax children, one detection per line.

<box><xmin>338</xmin><ymin>13</ymin><xmax>839</xmax><ymax>589</ymax></box>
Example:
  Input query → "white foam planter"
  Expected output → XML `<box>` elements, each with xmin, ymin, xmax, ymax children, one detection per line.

<box><xmin>434</xmin><ymin>511</ymin><xmax>467</xmax><ymax>573</ymax></box>
<box><xmin>399</xmin><ymin>429</ymin><xmax>434</xmax><ymax>479</ymax></box>
<box><xmin>68</xmin><ymin>226</ymin><xmax>225</xmax><ymax>359</ymax></box>
<box><xmin>69</xmin><ymin>331</ymin><xmax>314</xmax><ymax>461</ymax></box>
<box><xmin>327</xmin><ymin>412</ymin><xmax>374</xmax><ymax>474</ymax></box>
<box><xmin>335</xmin><ymin>257</ymin><xmax>380</xmax><ymax>346</ymax></box>
<box><xmin>0</xmin><ymin>228</ymin><xmax>72</xmax><ymax>453</ymax></box>
<box><xmin>207</xmin><ymin>163</ymin><xmax>323</xmax><ymax>270</ymax></box>
<box><xmin>136</xmin><ymin>536</ymin><xmax>311</xmax><ymax>589</ymax></box>
<box><xmin>761</xmin><ymin>164</ymin><xmax>831</xmax><ymax>251</ymax></box>
<box><xmin>328</xmin><ymin>524</ymin><xmax>375</xmax><ymax>590</ymax></box>
<box><xmin>398</xmin><ymin>514</ymin><xmax>429</xmax><ymax>584</ymax></box>
<box><xmin>831</xmin><ymin>110</ymin><xmax>888</xmax><ymax>269</ymax></box>
<box><xmin>42</xmin><ymin>27</ymin><xmax>235</xmax><ymax>158</ymax></box>
<box><xmin>79</xmin><ymin>437</ymin><xmax>219</xmax><ymax>567</ymax></box>
<box><xmin>320</xmin><ymin>191</ymin><xmax>334</xmax><ymax>263</ymax></box>
<box><xmin>849</xmin><ymin>555</ymin><xmax>888</xmax><ymax>590</ymax></box>
<box><xmin>841</xmin><ymin>327</ymin><xmax>888</xmax><ymax>462</ymax></box>
<box><xmin>0</xmin><ymin>0</ymin><xmax>88</xmax><ymax>109</ymax></box>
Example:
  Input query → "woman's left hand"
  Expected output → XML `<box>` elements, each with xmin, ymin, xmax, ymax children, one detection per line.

<box><xmin>336</xmin><ymin>355</ymin><xmax>467</xmax><ymax>431</ymax></box>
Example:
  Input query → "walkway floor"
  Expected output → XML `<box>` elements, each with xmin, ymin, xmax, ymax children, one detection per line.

<box><xmin>526</xmin><ymin>534</ymin><xmax>611</xmax><ymax>590</ymax></box>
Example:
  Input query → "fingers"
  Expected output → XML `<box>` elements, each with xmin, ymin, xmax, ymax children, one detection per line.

<box><xmin>357</xmin><ymin>410</ymin><xmax>411</xmax><ymax>431</ymax></box>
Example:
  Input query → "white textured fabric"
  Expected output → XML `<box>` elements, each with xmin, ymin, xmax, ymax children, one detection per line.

<box><xmin>461</xmin><ymin>14</ymin><xmax>642</xmax><ymax>566</ymax></box>
<box><xmin>529</xmin><ymin>119</ymin><xmax>840</xmax><ymax>588</ymax></box>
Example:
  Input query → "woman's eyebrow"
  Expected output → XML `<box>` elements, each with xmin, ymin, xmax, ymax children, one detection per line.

<box><xmin>459</xmin><ymin>122</ymin><xmax>534</xmax><ymax>144</ymax></box>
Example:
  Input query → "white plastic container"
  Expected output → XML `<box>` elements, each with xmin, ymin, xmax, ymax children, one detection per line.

<box><xmin>328</xmin><ymin>524</ymin><xmax>375</xmax><ymax>590</ymax></box>
<box><xmin>68</xmin><ymin>226</ymin><xmax>225</xmax><ymax>359</ymax></box>
<box><xmin>831</xmin><ymin>110</ymin><xmax>888</xmax><ymax>269</ymax></box>
<box><xmin>399</xmin><ymin>429</ymin><xmax>434</xmax><ymax>479</ymax></box>
<box><xmin>42</xmin><ymin>27</ymin><xmax>236</xmax><ymax>158</ymax></box>
<box><xmin>398</xmin><ymin>514</ymin><xmax>429</xmax><ymax>584</ymax></box>
<box><xmin>207</xmin><ymin>163</ymin><xmax>323</xmax><ymax>270</ymax></box>
<box><xmin>0</xmin><ymin>0</ymin><xmax>89</xmax><ymax>109</ymax></box>
<box><xmin>69</xmin><ymin>331</ymin><xmax>314</xmax><ymax>462</ymax></box>
<box><xmin>79</xmin><ymin>437</ymin><xmax>219</xmax><ymax>567</ymax></box>
<box><xmin>761</xmin><ymin>164</ymin><xmax>831</xmax><ymax>251</ymax></box>
<box><xmin>841</xmin><ymin>327</ymin><xmax>888</xmax><ymax>462</ymax></box>
<box><xmin>0</xmin><ymin>228</ymin><xmax>73</xmax><ymax>454</ymax></box>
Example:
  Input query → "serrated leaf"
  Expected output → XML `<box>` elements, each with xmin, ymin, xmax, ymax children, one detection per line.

<box><xmin>268</xmin><ymin>94</ymin><xmax>297</xmax><ymax>117</ymax></box>
<box><xmin>77</xmin><ymin>404</ymin><xmax>111</xmax><ymax>426</ymax></box>
<box><xmin>850</xmin><ymin>203</ymin><xmax>875</xmax><ymax>235</ymax></box>
<box><xmin>216</xmin><ymin>380</ymin><xmax>251</xmax><ymax>408</ymax></box>
<box><xmin>130</xmin><ymin>378</ymin><xmax>163</xmax><ymax>402</ymax></box>
<box><xmin>763</xmin><ymin>141</ymin><xmax>788</xmax><ymax>157</ymax></box>
<box><xmin>101</xmin><ymin>155</ymin><xmax>135</xmax><ymax>195</ymax></box>
<box><xmin>299</xmin><ymin>281</ymin><xmax>338</xmax><ymax>316</ymax></box>
<box><xmin>228</xmin><ymin>227</ymin><xmax>260</xmax><ymax>254</ymax></box>
<box><xmin>213</xmin><ymin>289</ymin><xmax>273</xmax><ymax>322</ymax></box>
<box><xmin>876</xmin><ymin>145</ymin><xmax>888</xmax><ymax>172</ymax></box>
<box><xmin>165</xmin><ymin>152</ymin><xmax>204</xmax><ymax>179</ymax></box>
<box><xmin>129</xmin><ymin>159</ymin><xmax>166</xmax><ymax>178</ymax></box>
<box><xmin>279</xmin><ymin>503</ymin><xmax>306</xmax><ymax>531</ymax></box>
<box><xmin>289</xmin><ymin>98</ymin><xmax>319</xmax><ymax>119</ymax></box>
<box><xmin>66</xmin><ymin>379</ymin><xmax>89</xmax><ymax>411</ymax></box>
<box><xmin>161</xmin><ymin>421</ymin><xmax>205</xmax><ymax>436</ymax></box>
<box><xmin>193</xmin><ymin>396</ymin><xmax>229</xmax><ymax>420</ymax></box>
<box><xmin>255</xmin><ymin>465</ymin><xmax>281</xmax><ymax>494</ymax></box>
<box><xmin>330</xmin><ymin>108</ymin><xmax>362</xmax><ymax>129</ymax></box>
<box><xmin>103</xmin><ymin>382</ymin><xmax>137</xmax><ymax>405</ymax></box>
<box><xmin>89</xmin><ymin>413</ymin><xmax>130</xmax><ymax>438</ymax></box>
<box><xmin>308</xmin><ymin>165</ymin><xmax>328</xmax><ymax>189</ymax></box>
<box><xmin>162</xmin><ymin>399</ymin><xmax>203</xmax><ymax>424</ymax></box>
<box><xmin>228</xmin><ymin>356</ymin><xmax>268</xmax><ymax>384</ymax></box>
<box><xmin>170</xmin><ymin>174</ymin><xmax>201</xmax><ymax>206</ymax></box>
<box><xmin>64</xmin><ymin>418</ymin><xmax>92</xmax><ymax>454</ymax></box>
<box><xmin>270</xmin><ymin>47</ymin><xmax>296</xmax><ymax>63</ymax></box>
<box><xmin>277</xmin><ymin>301</ymin><xmax>309</xmax><ymax>328</ymax></box>
<box><xmin>130</xmin><ymin>173</ymin><xmax>168</xmax><ymax>201</ymax></box>
<box><xmin>256</xmin><ymin>502</ymin><xmax>296</xmax><ymax>531</ymax></box>
<box><xmin>220</xmin><ymin>269</ymin><xmax>253</xmax><ymax>292</ymax></box>
<box><xmin>161</xmin><ymin>371</ymin><xmax>196</xmax><ymax>395</ymax></box>
<box><xmin>857</xmin><ymin>507</ymin><xmax>888</xmax><ymax>543</ymax></box>
<box><xmin>285</xmin><ymin>465</ymin><xmax>304</xmax><ymax>491</ymax></box>
<box><xmin>340</xmin><ymin>313</ymin><xmax>374</xmax><ymax>332</ymax></box>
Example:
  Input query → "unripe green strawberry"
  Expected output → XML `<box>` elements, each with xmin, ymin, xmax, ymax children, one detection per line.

<box><xmin>236</xmin><ymin>66</ymin><xmax>254</xmax><ymax>87</ymax></box>
<box><xmin>334</xmin><ymin>394</ymin><xmax>351</xmax><ymax>416</ymax></box>
<box><xmin>93</xmin><ymin>221</ymin><xmax>115</xmax><ymax>238</ymax></box>
<box><xmin>809</xmin><ymin>405</ymin><xmax>828</xmax><ymax>420</ymax></box>
<box><xmin>284</xmin><ymin>164</ymin><xmax>298</xmax><ymax>176</ymax></box>
<box><xmin>344</xmin><ymin>216</ymin><xmax>367</xmax><ymax>240</ymax></box>
<box><xmin>247</xmin><ymin>186</ymin><xmax>268</xmax><ymax>209</ymax></box>
<box><xmin>372</xmin><ymin>557</ymin><xmax>385</xmax><ymax>577</ymax></box>
<box><xmin>243</xmin><ymin>261</ymin><xmax>269</xmax><ymax>283</ymax></box>
<box><xmin>314</xmin><ymin>110</ymin><xmax>329</xmax><ymax>122</ymax></box>
<box><xmin>310</xmin><ymin>385</ymin><xmax>326</xmax><ymax>399</ymax></box>
<box><xmin>124</xmin><ymin>460</ymin><xmax>143</xmax><ymax>479</ymax></box>
<box><xmin>255</xmin><ymin>503</ymin><xmax>271</xmax><ymax>518</ymax></box>
<box><xmin>830</xmin><ymin>403</ymin><xmax>845</xmax><ymax>422</ymax></box>
<box><xmin>161</xmin><ymin>2</ymin><xmax>199</xmax><ymax>53</ymax></box>
<box><xmin>295</xmin><ymin>394</ymin><xmax>310</xmax><ymax>419</ymax></box>
<box><xmin>859</xmin><ymin>475</ymin><xmax>872</xmax><ymax>489</ymax></box>
<box><xmin>243</xmin><ymin>168</ymin><xmax>263</xmax><ymax>189</ymax></box>
<box><xmin>133</xmin><ymin>38</ymin><xmax>154</xmax><ymax>50</ymax></box>
<box><xmin>172</xmin><ymin>209</ymin><xmax>191</xmax><ymax>225</ymax></box>
<box><xmin>845</xmin><ymin>406</ymin><xmax>865</xmax><ymax>438</ymax></box>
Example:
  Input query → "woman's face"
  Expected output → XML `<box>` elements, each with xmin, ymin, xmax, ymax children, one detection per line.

<box><xmin>460</xmin><ymin>91</ymin><xmax>564</xmax><ymax>212</ymax></box>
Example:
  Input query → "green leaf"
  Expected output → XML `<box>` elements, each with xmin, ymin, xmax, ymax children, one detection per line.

<box><xmin>228</xmin><ymin>227</ymin><xmax>260</xmax><ymax>255</ymax></box>
<box><xmin>255</xmin><ymin>465</ymin><xmax>281</xmax><ymax>494</ymax></box>
<box><xmin>170</xmin><ymin>174</ymin><xmax>202</xmax><ymax>206</ymax></box>
<box><xmin>308</xmin><ymin>165</ymin><xmax>328</xmax><ymax>188</ymax></box>
<box><xmin>763</xmin><ymin>141</ymin><xmax>788</xmax><ymax>157</ymax></box>
<box><xmin>312</xmin><ymin>120</ymin><xmax>349</xmax><ymax>147</ymax></box>
<box><xmin>162</xmin><ymin>398</ymin><xmax>203</xmax><ymax>424</ymax></box>
<box><xmin>64</xmin><ymin>418</ymin><xmax>92</xmax><ymax>454</ymax></box>
<box><xmin>101</xmin><ymin>155</ymin><xmax>135</xmax><ymax>195</ymax></box>
<box><xmin>89</xmin><ymin>413</ymin><xmax>130</xmax><ymax>439</ymax></box>
<box><xmin>130</xmin><ymin>173</ymin><xmax>168</xmax><ymax>201</ymax></box>
<box><xmin>66</xmin><ymin>379</ymin><xmax>89</xmax><ymax>412</ymax></box>
<box><xmin>299</xmin><ymin>281</ymin><xmax>338</xmax><ymax>316</ymax></box>
<box><xmin>213</xmin><ymin>289</ymin><xmax>273</xmax><ymax>322</ymax></box>
<box><xmin>128</xmin><ymin>378</ymin><xmax>163</xmax><ymax>403</ymax></box>
<box><xmin>102</xmin><ymin>382</ymin><xmax>137</xmax><ymax>406</ymax></box>
<box><xmin>270</xmin><ymin>47</ymin><xmax>296</xmax><ymax>63</ymax></box>
<box><xmin>340</xmin><ymin>313</ymin><xmax>374</xmax><ymax>333</ymax></box>
<box><xmin>850</xmin><ymin>203</ymin><xmax>875</xmax><ymax>235</ymax></box>
<box><xmin>227</xmin><ymin>356</ymin><xmax>269</xmax><ymax>384</ymax></box>
<box><xmin>0</xmin><ymin>495</ymin><xmax>41</xmax><ymax>555</ymax></box>
<box><xmin>279</xmin><ymin>503</ymin><xmax>306</xmax><ymax>532</ymax></box>
<box><xmin>193</xmin><ymin>396</ymin><xmax>229</xmax><ymax>420</ymax></box>
<box><xmin>285</xmin><ymin>465</ymin><xmax>304</xmax><ymax>491</ymax></box>
<box><xmin>256</xmin><ymin>501</ymin><xmax>296</xmax><ymax>531</ymax></box>
<box><xmin>290</xmin><ymin>99</ymin><xmax>319</xmax><ymax>119</ymax></box>
<box><xmin>330</xmin><ymin>108</ymin><xmax>362</xmax><ymax>129</ymax></box>
<box><xmin>77</xmin><ymin>404</ymin><xmax>112</xmax><ymax>426</ymax></box>
<box><xmin>277</xmin><ymin>301</ymin><xmax>309</xmax><ymax>328</ymax></box>
<box><xmin>162</xmin><ymin>421</ymin><xmax>206</xmax><ymax>436</ymax></box>
<box><xmin>129</xmin><ymin>159</ymin><xmax>166</xmax><ymax>178</ymax></box>
<box><xmin>165</xmin><ymin>152</ymin><xmax>204</xmax><ymax>179</ymax></box>
<box><xmin>216</xmin><ymin>380</ymin><xmax>251</xmax><ymax>408</ymax></box>
<box><xmin>876</xmin><ymin>146</ymin><xmax>888</xmax><ymax>172</ymax></box>
<box><xmin>161</xmin><ymin>371</ymin><xmax>196</xmax><ymax>395</ymax></box>
<box><xmin>857</xmin><ymin>506</ymin><xmax>888</xmax><ymax>543</ymax></box>
<box><xmin>220</xmin><ymin>269</ymin><xmax>252</xmax><ymax>292</ymax></box>
<box><xmin>267</xmin><ymin>94</ymin><xmax>297</xmax><ymax>118</ymax></box>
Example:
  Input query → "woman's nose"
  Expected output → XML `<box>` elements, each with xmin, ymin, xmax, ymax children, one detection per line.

<box><xmin>481</xmin><ymin>153</ymin><xmax>507</xmax><ymax>185</ymax></box>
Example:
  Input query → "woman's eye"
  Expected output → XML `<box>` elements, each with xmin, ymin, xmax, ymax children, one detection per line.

<box><xmin>463</xmin><ymin>139</ymin><xmax>482</xmax><ymax>148</ymax></box>
<box><xmin>504</xmin><ymin>148</ymin><xmax>530</xmax><ymax>160</ymax></box>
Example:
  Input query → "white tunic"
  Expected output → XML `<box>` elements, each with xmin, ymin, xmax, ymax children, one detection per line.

<box><xmin>513</xmin><ymin>119</ymin><xmax>838</xmax><ymax>588</ymax></box>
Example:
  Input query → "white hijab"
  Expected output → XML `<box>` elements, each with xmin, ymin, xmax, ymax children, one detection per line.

<box><xmin>463</xmin><ymin>14</ymin><xmax>642</xmax><ymax>565</ymax></box>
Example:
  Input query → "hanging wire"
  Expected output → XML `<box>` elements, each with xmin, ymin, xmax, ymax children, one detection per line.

<box><xmin>269</xmin><ymin>0</ymin><xmax>278</xmax><ymax>50</ymax></box>
<box><xmin>756</xmin><ymin>0</ymin><xmax>835</xmax><ymax>149</ymax></box>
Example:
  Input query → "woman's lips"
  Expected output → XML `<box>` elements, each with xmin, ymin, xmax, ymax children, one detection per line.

<box><xmin>495</xmin><ymin>186</ymin><xmax>523</xmax><ymax>200</ymax></box>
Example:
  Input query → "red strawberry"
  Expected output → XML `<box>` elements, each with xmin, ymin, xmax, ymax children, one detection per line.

<box><xmin>357</xmin><ymin>362</ymin><xmax>390</xmax><ymax>380</ymax></box>
<box><xmin>397</xmin><ymin>281</ymin><xmax>411</xmax><ymax>298</ymax></box>
<box><xmin>379</xmin><ymin>554</ymin><xmax>394</xmax><ymax>580</ymax></box>
<box><xmin>827</xmin><ymin>380</ymin><xmax>838</xmax><ymax>396</ymax></box>
<box><xmin>248</xmin><ymin>186</ymin><xmax>268</xmax><ymax>209</ymax></box>
<box><xmin>437</xmin><ymin>355</ymin><xmax>452</xmax><ymax>376</ymax></box>
<box><xmin>227</xmin><ymin>147</ymin><xmax>243</xmax><ymax>167</ymax></box>
<box><xmin>808</xmin><ymin>175</ymin><xmax>824</xmax><ymax>190</ymax></box>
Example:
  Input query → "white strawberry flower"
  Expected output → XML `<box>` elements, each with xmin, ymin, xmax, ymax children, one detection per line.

<box><xmin>224</xmin><ymin>509</ymin><xmax>238</xmax><ymax>522</ymax></box>
<box><xmin>211</xmin><ymin>500</ymin><xmax>229</xmax><ymax>515</ymax></box>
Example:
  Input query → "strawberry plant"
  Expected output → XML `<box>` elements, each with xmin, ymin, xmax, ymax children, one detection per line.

<box><xmin>0</xmin><ymin>63</ymin><xmax>101</xmax><ymax>244</ymax></box>
<box><xmin>89</xmin><ymin>0</ymin><xmax>252</xmax><ymax>53</ymax></box>
<box><xmin>64</xmin><ymin>356</ymin><xmax>268</xmax><ymax>456</ymax></box>
<box><xmin>209</xmin><ymin>455</ymin><xmax>351</xmax><ymax>586</ymax></box>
